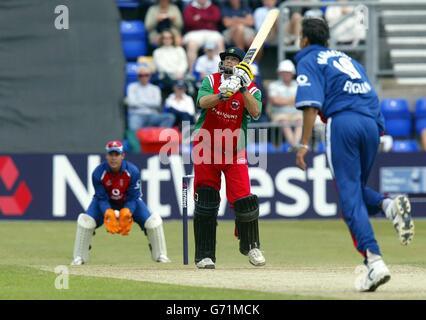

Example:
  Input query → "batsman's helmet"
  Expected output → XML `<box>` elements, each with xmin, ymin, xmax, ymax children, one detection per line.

<box><xmin>219</xmin><ymin>47</ymin><xmax>245</xmax><ymax>62</ymax></box>
<box><xmin>219</xmin><ymin>47</ymin><xmax>245</xmax><ymax>74</ymax></box>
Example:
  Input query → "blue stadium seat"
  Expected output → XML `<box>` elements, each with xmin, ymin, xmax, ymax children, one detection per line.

<box><xmin>415</xmin><ymin>98</ymin><xmax>426</xmax><ymax>117</ymax></box>
<box><xmin>281</xmin><ymin>143</ymin><xmax>292</xmax><ymax>153</ymax></box>
<box><xmin>381</xmin><ymin>98</ymin><xmax>410</xmax><ymax>119</ymax></box>
<box><xmin>381</xmin><ymin>99</ymin><xmax>412</xmax><ymax>138</ymax></box>
<box><xmin>267</xmin><ymin>142</ymin><xmax>279</xmax><ymax>154</ymax></box>
<box><xmin>116</xmin><ymin>0</ymin><xmax>140</xmax><ymax>8</ymax></box>
<box><xmin>121</xmin><ymin>21</ymin><xmax>147</xmax><ymax>60</ymax></box>
<box><xmin>268</xmin><ymin>142</ymin><xmax>292</xmax><ymax>153</ymax></box>
<box><xmin>415</xmin><ymin>98</ymin><xmax>426</xmax><ymax>134</ymax></box>
<box><xmin>385</xmin><ymin>119</ymin><xmax>412</xmax><ymax>138</ymax></box>
<box><xmin>126</xmin><ymin>62</ymin><xmax>139</xmax><ymax>87</ymax></box>
<box><xmin>392</xmin><ymin>140</ymin><xmax>419</xmax><ymax>152</ymax></box>
<box><xmin>416</xmin><ymin>119</ymin><xmax>426</xmax><ymax>135</ymax></box>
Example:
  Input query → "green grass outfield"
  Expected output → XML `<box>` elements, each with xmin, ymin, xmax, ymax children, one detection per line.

<box><xmin>0</xmin><ymin>219</ymin><xmax>424</xmax><ymax>300</ymax></box>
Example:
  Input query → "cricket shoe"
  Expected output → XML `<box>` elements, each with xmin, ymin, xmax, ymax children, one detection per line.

<box><xmin>196</xmin><ymin>258</ymin><xmax>215</xmax><ymax>269</ymax></box>
<box><xmin>248</xmin><ymin>248</ymin><xmax>266</xmax><ymax>267</ymax></box>
<box><xmin>71</xmin><ymin>256</ymin><xmax>84</xmax><ymax>266</ymax></box>
<box><xmin>386</xmin><ymin>195</ymin><xmax>415</xmax><ymax>245</ymax></box>
<box><xmin>357</xmin><ymin>256</ymin><xmax>391</xmax><ymax>292</ymax></box>
<box><xmin>157</xmin><ymin>255</ymin><xmax>171</xmax><ymax>263</ymax></box>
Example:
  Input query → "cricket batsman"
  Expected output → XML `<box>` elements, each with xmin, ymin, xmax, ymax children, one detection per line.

<box><xmin>294</xmin><ymin>18</ymin><xmax>415</xmax><ymax>291</ymax></box>
<box><xmin>191</xmin><ymin>47</ymin><xmax>266</xmax><ymax>269</ymax></box>
<box><xmin>71</xmin><ymin>140</ymin><xmax>170</xmax><ymax>265</ymax></box>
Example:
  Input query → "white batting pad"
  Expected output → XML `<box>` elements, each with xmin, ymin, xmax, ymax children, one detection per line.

<box><xmin>72</xmin><ymin>213</ymin><xmax>96</xmax><ymax>264</ymax></box>
<box><xmin>144</xmin><ymin>214</ymin><xmax>169</xmax><ymax>262</ymax></box>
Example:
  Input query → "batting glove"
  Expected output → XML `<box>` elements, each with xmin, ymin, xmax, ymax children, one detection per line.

<box><xmin>234</xmin><ymin>61</ymin><xmax>254</xmax><ymax>87</ymax></box>
<box><xmin>219</xmin><ymin>76</ymin><xmax>242</xmax><ymax>98</ymax></box>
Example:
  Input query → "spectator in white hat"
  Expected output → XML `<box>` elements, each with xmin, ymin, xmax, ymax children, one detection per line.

<box><xmin>268</xmin><ymin>59</ymin><xmax>302</xmax><ymax>148</ymax></box>
<box><xmin>194</xmin><ymin>41</ymin><xmax>221</xmax><ymax>82</ymax></box>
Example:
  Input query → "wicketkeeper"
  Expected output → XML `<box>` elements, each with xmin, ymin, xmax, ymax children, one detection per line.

<box><xmin>192</xmin><ymin>47</ymin><xmax>266</xmax><ymax>269</ymax></box>
<box><xmin>71</xmin><ymin>140</ymin><xmax>170</xmax><ymax>265</ymax></box>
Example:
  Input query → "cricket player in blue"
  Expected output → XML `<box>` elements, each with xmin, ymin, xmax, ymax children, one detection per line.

<box><xmin>71</xmin><ymin>140</ymin><xmax>170</xmax><ymax>265</ymax></box>
<box><xmin>294</xmin><ymin>18</ymin><xmax>414</xmax><ymax>292</ymax></box>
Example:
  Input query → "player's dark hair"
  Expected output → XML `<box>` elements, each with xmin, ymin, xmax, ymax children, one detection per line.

<box><xmin>302</xmin><ymin>18</ymin><xmax>330</xmax><ymax>46</ymax></box>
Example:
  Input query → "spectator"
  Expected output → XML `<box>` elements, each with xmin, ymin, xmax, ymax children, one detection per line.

<box><xmin>126</xmin><ymin>66</ymin><xmax>175</xmax><ymax>131</ymax></box>
<box><xmin>221</xmin><ymin>0</ymin><xmax>255</xmax><ymax>50</ymax></box>
<box><xmin>421</xmin><ymin>128</ymin><xmax>426</xmax><ymax>151</ymax></box>
<box><xmin>153</xmin><ymin>29</ymin><xmax>188</xmax><ymax>94</ymax></box>
<box><xmin>194</xmin><ymin>41</ymin><xmax>221</xmax><ymax>82</ymax></box>
<box><xmin>268</xmin><ymin>60</ymin><xmax>301</xmax><ymax>148</ymax></box>
<box><xmin>183</xmin><ymin>0</ymin><xmax>225</xmax><ymax>73</ymax></box>
<box><xmin>165</xmin><ymin>80</ymin><xmax>196</xmax><ymax>127</ymax></box>
<box><xmin>254</xmin><ymin>0</ymin><xmax>302</xmax><ymax>45</ymax></box>
<box><xmin>325</xmin><ymin>0</ymin><xmax>366</xmax><ymax>45</ymax></box>
<box><xmin>145</xmin><ymin>0</ymin><xmax>183</xmax><ymax>47</ymax></box>
<box><xmin>250</xmin><ymin>62</ymin><xmax>269</xmax><ymax>123</ymax></box>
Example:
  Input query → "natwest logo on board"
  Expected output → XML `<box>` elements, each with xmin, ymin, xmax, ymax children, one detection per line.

<box><xmin>0</xmin><ymin>156</ymin><xmax>32</xmax><ymax>216</ymax></box>
<box><xmin>51</xmin><ymin>154</ymin><xmax>338</xmax><ymax>219</ymax></box>
<box><xmin>52</xmin><ymin>155</ymin><xmax>100</xmax><ymax>217</ymax></box>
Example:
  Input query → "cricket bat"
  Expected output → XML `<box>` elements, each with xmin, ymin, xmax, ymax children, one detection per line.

<box><xmin>242</xmin><ymin>8</ymin><xmax>280</xmax><ymax>64</ymax></box>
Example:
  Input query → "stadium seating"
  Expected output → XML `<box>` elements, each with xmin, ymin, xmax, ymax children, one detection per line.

<box><xmin>280</xmin><ymin>142</ymin><xmax>292</xmax><ymax>153</ymax></box>
<box><xmin>267</xmin><ymin>142</ymin><xmax>282</xmax><ymax>153</ymax></box>
<box><xmin>125</xmin><ymin>62</ymin><xmax>139</xmax><ymax>89</ymax></box>
<box><xmin>385</xmin><ymin>119</ymin><xmax>412</xmax><ymax>137</ymax></box>
<box><xmin>392</xmin><ymin>140</ymin><xmax>419</xmax><ymax>152</ymax></box>
<box><xmin>116</xmin><ymin>0</ymin><xmax>140</xmax><ymax>8</ymax></box>
<box><xmin>381</xmin><ymin>98</ymin><xmax>411</xmax><ymax>118</ymax></box>
<box><xmin>246</xmin><ymin>142</ymin><xmax>291</xmax><ymax>153</ymax></box>
<box><xmin>121</xmin><ymin>21</ymin><xmax>147</xmax><ymax>60</ymax></box>
<box><xmin>381</xmin><ymin>98</ymin><xmax>412</xmax><ymax>138</ymax></box>
<box><xmin>136</xmin><ymin>127</ymin><xmax>181</xmax><ymax>154</ymax></box>
<box><xmin>415</xmin><ymin>98</ymin><xmax>426</xmax><ymax>135</ymax></box>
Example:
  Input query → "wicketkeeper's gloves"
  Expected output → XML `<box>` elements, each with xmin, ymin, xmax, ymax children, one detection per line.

<box><xmin>118</xmin><ymin>208</ymin><xmax>133</xmax><ymax>236</ymax></box>
<box><xmin>104</xmin><ymin>209</ymin><xmax>120</xmax><ymax>234</ymax></box>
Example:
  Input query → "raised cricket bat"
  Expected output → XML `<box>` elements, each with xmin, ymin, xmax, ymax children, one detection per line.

<box><xmin>242</xmin><ymin>8</ymin><xmax>280</xmax><ymax>64</ymax></box>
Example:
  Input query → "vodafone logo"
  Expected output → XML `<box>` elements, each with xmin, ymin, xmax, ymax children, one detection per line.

<box><xmin>0</xmin><ymin>157</ymin><xmax>32</xmax><ymax>216</ymax></box>
<box><xmin>110</xmin><ymin>188</ymin><xmax>122</xmax><ymax>201</ymax></box>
